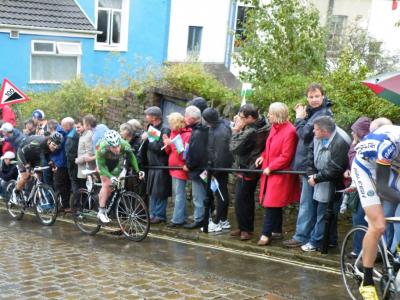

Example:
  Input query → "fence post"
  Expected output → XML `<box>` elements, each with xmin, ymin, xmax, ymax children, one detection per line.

<box><xmin>202</xmin><ymin>168</ymin><xmax>213</xmax><ymax>233</ymax></box>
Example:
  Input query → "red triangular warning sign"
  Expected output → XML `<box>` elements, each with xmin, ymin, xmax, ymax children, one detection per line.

<box><xmin>0</xmin><ymin>78</ymin><xmax>30</xmax><ymax>106</ymax></box>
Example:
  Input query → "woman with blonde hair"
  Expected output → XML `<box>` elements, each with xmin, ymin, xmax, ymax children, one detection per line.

<box><xmin>162</xmin><ymin>112</ymin><xmax>192</xmax><ymax>227</ymax></box>
<box><xmin>255</xmin><ymin>102</ymin><xmax>300</xmax><ymax>246</ymax></box>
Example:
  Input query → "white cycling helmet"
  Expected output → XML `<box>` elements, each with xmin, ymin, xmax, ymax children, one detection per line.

<box><xmin>32</xmin><ymin>109</ymin><xmax>45</xmax><ymax>120</ymax></box>
<box><xmin>104</xmin><ymin>130</ymin><xmax>121</xmax><ymax>147</ymax></box>
<box><xmin>0</xmin><ymin>122</ymin><xmax>13</xmax><ymax>132</ymax></box>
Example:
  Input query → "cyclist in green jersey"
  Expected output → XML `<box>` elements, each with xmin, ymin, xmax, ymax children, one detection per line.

<box><xmin>95</xmin><ymin>130</ymin><xmax>143</xmax><ymax>223</ymax></box>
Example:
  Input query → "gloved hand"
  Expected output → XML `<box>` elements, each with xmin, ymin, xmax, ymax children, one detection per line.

<box><xmin>111</xmin><ymin>176</ymin><xmax>119</xmax><ymax>186</ymax></box>
<box><xmin>138</xmin><ymin>171</ymin><xmax>145</xmax><ymax>180</ymax></box>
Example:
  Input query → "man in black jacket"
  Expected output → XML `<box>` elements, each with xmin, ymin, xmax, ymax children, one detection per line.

<box><xmin>300</xmin><ymin>116</ymin><xmax>350</xmax><ymax>251</ymax></box>
<box><xmin>142</xmin><ymin>106</ymin><xmax>171</xmax><ymax>224</ymax></box>
<box><xmin>229</xmin><ymin>104</ymin><xmax>270</xmax><ymax>241</ymax></box>
<box><xmin>62</xmin><ymin>117</ymin><xmax>80</xmax><ymax>211</ymax></box>
<box><xmin>183</xmin><ymin>105</ymin><xmax>208</xmax><ymax>229</ymax></box>
<box><xmin>203</xmin><ymin>108</ymin><xmax>233</xmax><ymax>232</ymax></box>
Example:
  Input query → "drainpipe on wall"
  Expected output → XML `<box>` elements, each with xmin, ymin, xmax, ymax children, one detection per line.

<box><xmin>327</xmin><ymin>0</ymin><xmax>335</xmax><ymax>25</ymax></box>
<box><xmin>224</xmin><ymin>0</ymin><xmax>237</xmax><ymax>70</ymax></box>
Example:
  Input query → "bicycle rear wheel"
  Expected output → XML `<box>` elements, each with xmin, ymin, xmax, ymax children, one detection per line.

<box><xmin>73</xmin><ymin>189</ymin><xmax>101</xmax><ymax>235</ymax></box>
<box><xmin>34</xmin><ymin>184</ymin><xmax>58</xmax><ymax>226</ymax></box>
<box><xmin>5</xmin><ymin>181</ymin><xmax>24</xmax><ymax>220</ymax></box>
<box><xmin>341</xmin><ymin>225</ymin><xmax>395</xmax><ymax>300</ymax></box>
<box><xmin>116</xmin><ymin>191</ymin><xmax>149</xmax><ymax>242</ymax></box>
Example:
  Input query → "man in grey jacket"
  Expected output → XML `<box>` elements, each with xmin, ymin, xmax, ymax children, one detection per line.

<box><xmin>300</xmin><ymin>116</ymin><xmax>350</xmax><ymax>251</ymax></box>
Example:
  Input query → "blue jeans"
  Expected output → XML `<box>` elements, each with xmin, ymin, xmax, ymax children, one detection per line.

<box><xmin>352</xmin><ymin>201</ymin><xmax>367</xmax><ymax>254</ymax></box>
<box><xmin>191</xmin><ymin>178</ymin><xmax>206</xmax><ymax>223</ymax></box>
<box><xmin>150</xmin><ymin>196</ymin><xmax>167</xmax><ymax>220</ymax></box>
<box><xmin>171</xmin><ymin>178</ymin><xmax>187</xmax><ymax>224</ymax></box>
<box><xmin>384</xmin><ymin>201</ymin><xmax>398</xmax><ymax>251</ymax></box>
<box><xmin>309</xmin><ymin>197</ymin><xmax>341</xmax><ymax>247</ymax></box>
<box><xmin>293</xmin><ymin>176</ymin><xmax>315</xmax><ymax>243</ymax></box>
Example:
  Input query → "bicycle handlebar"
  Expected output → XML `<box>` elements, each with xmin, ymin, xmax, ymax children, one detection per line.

<box><xmin>32</xmin><ymin>166</ymin><xmax>50</xmax><ymax>172</ymax></box>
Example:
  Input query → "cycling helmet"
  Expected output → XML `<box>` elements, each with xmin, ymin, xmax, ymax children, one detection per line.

<box><xmin>104</xmin><ymin>130</ymin><xmax>121</xmax><ymax>147</ymax></box>
<box><xmin>49</xmin><ymin>132</ymin><xmax>63</xmax><ymax>146</ymax></box>
<box><xmin>32</xmin><ymin>109</ymin><xmax>45</xmax><ymax>120</ymax></box>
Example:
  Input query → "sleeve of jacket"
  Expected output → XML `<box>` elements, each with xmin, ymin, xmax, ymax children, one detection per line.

<box><xmin>147</xmin><ymin>127</ymin><xmax>170</xmax><ymax>155</ymax></box>
<box><xmin>229</xmin><ymin>128</ymin><xmax>256</xmax><ymax>155</ymax></box>
<box><xmin>186</xmin><ymin>128</ymin><xmax>207</xmax><ymax>170</ymax></box>
<box><xmin>268</xmin><ymin>130</ymin><xmax>298</xmax><ymax>171</ymax></box>
<box><xmin>0</xmin><ymin>165</ymin><xmax>17</xmax><ymax>181</ymax></box>
<box><xmin>295</xmin><ymin>118</ymin><xmax>315</xmax><ymax>145</ymax></box>
<box><xmin>314</xmin><ymin>138</ymin><xmax>349</xmax><ymax>183</ymax></box>
<box><xmin>306</xmin><ymin>140</ymin><xmax>317</xmax><ymax>176</ymax></box>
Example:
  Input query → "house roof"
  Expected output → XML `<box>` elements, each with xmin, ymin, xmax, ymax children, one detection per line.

<box><xmin>0</xmin><ymin>0</ymin><xmax>97</xmax><ymax>33</ymax></box>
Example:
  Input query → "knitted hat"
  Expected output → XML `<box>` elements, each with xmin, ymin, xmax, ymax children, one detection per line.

<box><xmin>351</xmin><ymin>117</ymin><xmax>371</xmax><ymax>139</ymax></box>
<box><xmin>187</xmin><ymin>97</ymin><xmax>208</xmax><ymax>113</ymax></box>
<box><xmin>202</xmin><ymin>108</ymin><xmax>219</xmax><ymax>125</ymax></box>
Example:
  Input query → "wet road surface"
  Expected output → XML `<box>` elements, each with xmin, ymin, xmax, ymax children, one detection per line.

<box><xmin>0</xmin><ymin>210</ymin><xmax>347</xmax><ymax>299</ymax></box>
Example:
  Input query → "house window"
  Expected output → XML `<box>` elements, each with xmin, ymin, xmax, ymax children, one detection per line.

<box><xmin>327</xmin><ymin>15</ymin><xmax>348</xmax><ymax>54</ymax></box>
<box><xmin>234</xmin><ymin>6</ymin><xmax>252</xmax><ymax>50</ymax></box>
<box><xmin>30</xmin><ymin>41</ymin><xmax>81</xmax><ymax>83</ymax></box>
<box><xmin>95</xmin><ymin>0</ymin><xmax>129</xmax><ymax>51</ymax></box>
<box><xmin>187</xmin><ymin>26</ymin><xmax>203</xmax><ymax>56</ymax></box>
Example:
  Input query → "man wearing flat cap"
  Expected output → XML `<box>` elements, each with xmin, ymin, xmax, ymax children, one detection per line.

<box><xmin>141</xmin><ymin>106</ymin><xmax>171</xmax><ymax>224</ymax></box>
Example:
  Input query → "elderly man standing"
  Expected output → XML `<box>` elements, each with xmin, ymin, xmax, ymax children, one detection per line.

<box><xmin>182</xmin><ymin>105</ymin><xmax>209</xmax><ymax>229</ymax></box>
<box><xmin>62</xmin><ymin>117</ymin><xmax>80</xmax><ymax>211</ymax></box>
<box><xmin>142</xmin><ymin>106</ymin><xmax>171</xmax><ymax>224</ymax></box>
<box><xmin>300</xmin><ymin>116</ymin><xmax>350</xmax><ymax>251</ymax></box>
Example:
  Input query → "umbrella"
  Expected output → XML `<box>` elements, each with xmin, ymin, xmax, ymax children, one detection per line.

<box><xmin>363</xmin><ymin>72</ymin><xmax>400</xmax><ymax>105</ymax></box>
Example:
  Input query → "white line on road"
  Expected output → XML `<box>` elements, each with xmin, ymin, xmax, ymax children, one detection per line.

<box><xmin>149</xmin><ymin>233</ymin><xmax>341</xmax><ymax>275</ymax></box>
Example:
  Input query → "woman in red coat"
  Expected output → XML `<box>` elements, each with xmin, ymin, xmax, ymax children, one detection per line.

<box><xmin>163</xmin><ymin>112</ymin><xmax>192</xmax><ymax>226</ymax></box>
<box><xmin>255</xmin><ymin>102</ymin><xmax>300</xmax><ymax>246</ymax></box>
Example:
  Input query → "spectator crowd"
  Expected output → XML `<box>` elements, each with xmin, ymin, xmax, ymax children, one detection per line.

<box><xmin>0</xmin><ymin>82</ymin><xmax>395</xmax><ymax>253</ymax></box>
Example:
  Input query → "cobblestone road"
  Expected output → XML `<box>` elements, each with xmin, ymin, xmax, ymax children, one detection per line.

<box><xmin>0</xmin><ymin>216</ymin><xmax>272</xmax><ymax>299</ymax></box>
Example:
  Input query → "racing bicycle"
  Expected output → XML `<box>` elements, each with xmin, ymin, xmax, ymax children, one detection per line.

<box><xmin>73</xmin><ymin>167</ymin><xmax>150</xmax><ymax>242</ymax></box>
<box><xmin>6</xmin><ymin>166</ymin><xmax>58</xmax><ymax>226</ymax></box>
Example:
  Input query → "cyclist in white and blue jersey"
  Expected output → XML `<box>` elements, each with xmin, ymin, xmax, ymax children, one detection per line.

<box><xmin>352</xmin><ymin>124</ymin><xmax>400</xmax><ymax>300</ymax></box>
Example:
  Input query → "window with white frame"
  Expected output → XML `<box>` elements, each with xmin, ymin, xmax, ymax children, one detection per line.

<box><xmin>96</xmin><ymin>0</ymin><xmax>129</xmax><ymax>51</ymax></box>
<box><xmin>187</xmin><ymin>26</ymin><xmax>203</xmax><ymax>56</ymax></box>
<box><xmin>30</xmin><ymin>40</ymin><xmax>81</xmax><ymax>83</ymax></box>
<box><xmin>327</xmin><ymin>15</ymin><xmax>348</xmax><ymax>54</ymax></box>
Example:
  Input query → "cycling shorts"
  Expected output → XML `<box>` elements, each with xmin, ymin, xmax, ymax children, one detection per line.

<box><xmin>351</xmin><ymin>158</ymin><xmax>381</xmax><ymax>208</ymax></box>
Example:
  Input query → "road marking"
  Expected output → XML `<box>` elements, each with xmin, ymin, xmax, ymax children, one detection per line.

<box><xmin>149</xmin><ymin>233</ymin><xmax>341</xmax><ymax>275</ymax></box>
<box><xmin>0</xmin><ymin>205</ymin><xmax>340</xmax><ymax>275</ymax></box>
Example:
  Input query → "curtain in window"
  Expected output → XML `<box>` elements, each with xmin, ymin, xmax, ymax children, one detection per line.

<box><xmin>31</xmin><ymin>56</ymin><xmax>78</xmax><ymax>82</ymax></box>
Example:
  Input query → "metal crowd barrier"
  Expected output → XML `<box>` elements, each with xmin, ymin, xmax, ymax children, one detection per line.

<box><xmin>144</xmin><ymin>165</ymin><xmax>337</xmax><ymax>254</ymax></box>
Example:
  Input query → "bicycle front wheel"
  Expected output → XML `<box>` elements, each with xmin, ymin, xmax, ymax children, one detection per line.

<box><xmin>73</xmin><ymin>189</ymin><xmax>101</xmax><ymax>235</ymax></box>
<box><xmin>6</xmin><ymin>181</ymin><xmax>24</xmax><ymax>220</ymax></box>
<box><xmin>33</xmin><ymin>184</ymin><xmax>58</xmax><ymax>226</ymax></box>
<box><xmin>341</xmin><ymin>225</ymin><xmax>395</xmax><ymax>300</ymax></box>
<box><xmin>116</xmin><ymin>191</ymin><xmax>149</xmax><ymax>242</ymax></box>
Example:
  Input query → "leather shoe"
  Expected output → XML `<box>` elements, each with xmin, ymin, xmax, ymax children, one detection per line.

<box><xmin>167</xmin><ymin>222</ymin><xmax>184</xmax><ymax>228</ymax></box>
<box><xmin>150</xmin><ymin>217</ymin><xmax>165</xmax><ymax>224</ymax></box>
<box><xmin>257</xmin><ymin>235</ymin><xmax>271</xmax><ymax>246</ymax></box>
<box><xmin>183</xmin><ymin>221</ymin><xmax>203</xmax><ymax>229</ymax></box>
<box><xmin>240</xmin><ymin>231</ymin><xmax>253</xmax><ymax>241</ymax></box>
<box><xmin>230</xmin><ymin>229</ymin><xmax>241</xmax><ymax>237</ymax></box>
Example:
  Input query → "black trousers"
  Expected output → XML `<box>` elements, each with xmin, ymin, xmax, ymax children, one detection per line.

<box><xmin>261</xmin><ymin>207</ymin><xmax>282</xmax><ymax>237</ymax></box>
<box><xmin>212</xmin><ymin>173</ymin><xmax>230</xmax><ymax>223</ymax></box>
<box><xmin>53</xmin><ymin>167</ymin><xmax>71</xmax><ymax>208</ymax></box>
<box><xmin>234</xmin><ymin>177</ymin><xmax>259</xmax><ymax>232</ymax></box>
